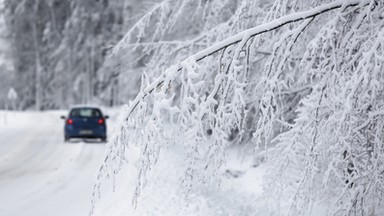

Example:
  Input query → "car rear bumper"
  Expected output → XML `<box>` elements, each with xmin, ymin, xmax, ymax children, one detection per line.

<box><xmin>65</xmin><ymin>126</ymin><xmax>106</xmax><ymax>138</ymax></box>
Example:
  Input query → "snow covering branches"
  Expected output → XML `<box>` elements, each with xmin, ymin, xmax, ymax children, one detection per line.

<box><xmin>93</xmin><ymin>0</ymin><xmax>384</xmax><ymax>215</ymax></box>
<box><xmin>265</xmin><ymin>1</ymin><xmax>384</xmax><ymax>215</ymax></box>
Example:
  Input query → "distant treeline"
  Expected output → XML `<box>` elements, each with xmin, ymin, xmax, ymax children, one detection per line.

<box><xmin>2</xmin><ymin>0</ymin><xmax>144</xmax><ymax>110</ymax></box>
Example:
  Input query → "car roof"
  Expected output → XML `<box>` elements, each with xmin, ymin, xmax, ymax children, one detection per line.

<box><xmin>69</xmin><ymin>105</ymin><xmax>103</xmax><ymax>110</ymax></box>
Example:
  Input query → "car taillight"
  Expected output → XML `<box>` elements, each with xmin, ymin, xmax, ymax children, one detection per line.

<box><xmin>98</xmin><ymin>118</ymin><xmax>104</xmax><ymax>124</ymax></box>
<box><xmin>67</xmin><ymin>119</ymin><xmax>73</xmax><ymax>125</ymax></box>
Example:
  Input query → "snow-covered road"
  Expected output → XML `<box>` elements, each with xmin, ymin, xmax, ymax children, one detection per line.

<box><xmin>0</xmin><ymin>111</ymin><xmax>106</xmax><ymax>216</ymax></box>
<box><xmin>0</xmin><ymin>110</ymin><xmax>265</xmax><ymax>216</ymax></box>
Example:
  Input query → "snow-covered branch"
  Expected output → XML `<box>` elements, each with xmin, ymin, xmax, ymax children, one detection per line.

<box><xmin>93</xmin><ymin>0</ymin><xmax>384</xmax><ymax>215</ymax></box>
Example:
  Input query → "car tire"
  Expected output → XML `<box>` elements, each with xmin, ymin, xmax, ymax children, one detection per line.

<box><xmin>101</xmin><ymin>137</ymin><xmax>107</xmax><ymax>142</ymax></box>
<box><xmin>64</xmin><ymin>136</ymin><xmax>69</xmax><ymax>142</ymax></box>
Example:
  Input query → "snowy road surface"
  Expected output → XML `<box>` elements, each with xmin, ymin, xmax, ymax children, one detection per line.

<box><xmin>0</xmin><ymin>111</ymin><xmax>107</xmax><ymax>216</ymax></box>
<box><xmin>0</xmin><ymin>111</ymin><xmax>265</xmax><ymax>216</ymax></box>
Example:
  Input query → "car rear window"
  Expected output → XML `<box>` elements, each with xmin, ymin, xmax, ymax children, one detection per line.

<box><xmin>69</xmin><ymin>108</ymin><xmax>102</xmax><ymax>118</ymax></box>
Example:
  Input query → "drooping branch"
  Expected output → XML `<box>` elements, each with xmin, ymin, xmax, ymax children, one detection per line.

<box><xmin>123</xmin><ymin>0</ymin><xmax>371</xmax><ymax>121</ymax></box>
<box><xmin>92</xmin><ymin>0</ymin><xmax>379</xmax><ymax>213</ymax></box>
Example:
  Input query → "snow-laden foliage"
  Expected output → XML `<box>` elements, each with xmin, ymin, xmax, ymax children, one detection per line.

<box><xmin>111</xmin><ymin>0</ymin><xmax>268</xmax><ymax>77</ymax></box>
<box><xmin>94</xmin><ymin>0</ymin><xmax>384</xmax><ymax>215</ymax></box>
<box><xmin>265</xmin><ymin>1</ymin><xmax>384</xmax><ymax>215</ymax></box>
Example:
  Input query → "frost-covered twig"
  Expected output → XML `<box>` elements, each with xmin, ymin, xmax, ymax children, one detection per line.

<box><xmin>92</xmin><ymin>1</ymin><xmax>384</xmax><ymax>215</ymax></box>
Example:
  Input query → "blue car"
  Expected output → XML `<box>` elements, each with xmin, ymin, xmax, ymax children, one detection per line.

<box><xmin>61</xmin><ymin>106</ymin><xmax>108</xmax><ymax>142</ymax></box>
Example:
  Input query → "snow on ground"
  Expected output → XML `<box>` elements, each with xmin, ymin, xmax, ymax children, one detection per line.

<box><xmin>93</xmin><ymin>145</ymin><xmax>267</xmax><ymax>216</ymax></box>
<box><xmin>0</xmin><ymin>109</ymin><xmax>265</xmax><ymax>216</ymax></box>
<box><xmin>0</xmin><ymin>110</ymin><xmax>108</xmax><ymax>216</ymax></box>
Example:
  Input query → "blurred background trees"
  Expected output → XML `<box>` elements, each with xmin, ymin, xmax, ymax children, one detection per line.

<box><xmin>1</xmin><ymin>0</ymin><xmax>146</xmax><ymax>110</ymax></box>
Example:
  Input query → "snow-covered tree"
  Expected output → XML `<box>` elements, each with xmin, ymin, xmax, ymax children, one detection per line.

<box><xmin>0</xmin><ymin>3</ymin><xmax>14</xmax><ymax>109</ymax></box>
<box><xmin>93</xmin><ymin>0</ymin><xmax>384</xmax><ymax>215</ymax></box>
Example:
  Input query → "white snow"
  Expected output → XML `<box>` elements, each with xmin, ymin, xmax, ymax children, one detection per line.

<box><xmin>0</xmin><ymin>110</ymin><xmax>267</xmax><ymax>216</ymax></box>
<box><xmin>93</xmin><ymin>145</ymin><xmax>267</xmax><ymax>216</ymax></box>
<box><xmin>0</xmin><ymin>110</ymin><xmax>107</xmax><ymax>216</ymax></box>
